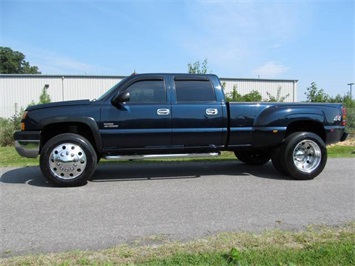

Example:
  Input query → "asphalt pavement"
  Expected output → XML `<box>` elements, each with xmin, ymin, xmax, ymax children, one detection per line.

<box><xmin>1</xmin><ymin>158</ymin><xmax>354</xmax><ymax>257</ymax></box>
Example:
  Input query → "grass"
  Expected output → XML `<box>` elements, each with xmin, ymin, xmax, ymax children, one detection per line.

<box><xmin>0</xmin><ymin>141</ymin><xmax>354</xmax><ymax>167</ymax></box>
<box><xmin>327</xmin><ymin>145</ymin><xmax>355</xmax><ymax>158</ymax></box>
<box><xmin>0</xmin><ymin>147</ymin><xmax>236</xmax><ymax>167</ymax></box>
<box><xmin>1</xmin><ymin>224</ymin><xmax>354</xmax><ymax>265</ymax></box>
<box><xmin>0</xmin><ymin>146</ymin><xmax>39</xmax><ymax>167</ymax></box>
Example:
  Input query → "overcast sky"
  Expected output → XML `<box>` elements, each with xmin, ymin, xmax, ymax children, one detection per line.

<box><xmin>1</xmin><ymin>0</ymin><xmax>354</xmax><ymax>100</ymax></box>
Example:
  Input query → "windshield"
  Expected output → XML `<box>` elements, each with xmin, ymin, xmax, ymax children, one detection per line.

<box><xmin>96</xmin><ymin>77</ymin><xmax>128</xmax><ymax>101</ymax></box>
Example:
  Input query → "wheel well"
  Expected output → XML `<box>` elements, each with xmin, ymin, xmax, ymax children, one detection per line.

<box><xmin>286</xmin><ymin>120</ymin><xmax>326</xmax><ymax>142</ymax></box>
<box><xmin>41</xmin><ymin>123</ymin><xmax>97</xmax><ymax>152</ymax></box>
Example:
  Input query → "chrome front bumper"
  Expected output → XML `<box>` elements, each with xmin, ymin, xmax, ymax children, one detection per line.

<box><xmin>14</xmin><ymin>131</ymin><xmax>40</xmax><ymax>158</ymax></box>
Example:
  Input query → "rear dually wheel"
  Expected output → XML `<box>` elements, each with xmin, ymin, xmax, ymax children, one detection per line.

<box><xmin>275</xmin><ymin>132</ymin><xmax>327</xmax><ymax>180</ymax></box>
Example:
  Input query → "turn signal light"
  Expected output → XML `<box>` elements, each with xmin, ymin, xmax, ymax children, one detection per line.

<box><xmin>21</xmin><ymin>111</ymin><xmax>28</xmax><ymax>131</ymax></box>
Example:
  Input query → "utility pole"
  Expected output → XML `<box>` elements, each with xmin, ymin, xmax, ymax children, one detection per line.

<box><xmin>347</xmin><ymin>83</ymin><xmax>354</xmax><ymax>99</ymax></box>
<box><xmin>62</xmin><ymin>76</ymin><xmax>65</xmax><ymax>101</ymax></box>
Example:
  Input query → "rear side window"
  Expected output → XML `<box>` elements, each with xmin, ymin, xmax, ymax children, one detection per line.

<box><xmin>175</xmin><ymin>80</ymin><xmax>216</xmax><ymax>102</ymax></box>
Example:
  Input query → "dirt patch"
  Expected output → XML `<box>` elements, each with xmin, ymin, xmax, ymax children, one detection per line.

<box><xmin>329</xmin><ymin>134</ymin><xmax>355</xmax><ymax>147</ymax></box>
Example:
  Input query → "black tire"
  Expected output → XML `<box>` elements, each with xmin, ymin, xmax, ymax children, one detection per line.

<box><xmin>234</xmin><ymin>149</ymin><xmax>271</xmax><ymax>166</ymax></box>
<box><xmin>271</xmin><ymin>146</ymin><xmax>288</xmax><ymax>175</ymax></box>
<box><xmin>279</xmin><ymin>132</ymin><xmax>327</xmax><ymax>180</ymax></box>
<box><xmin>40</xmin><ymin>133</ymin><xmax>97</xmax><ymax>187</ymax></box>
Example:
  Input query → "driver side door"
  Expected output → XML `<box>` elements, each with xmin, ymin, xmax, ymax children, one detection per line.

<box><xmin>100</xmin><ymin>77</ymin><xmax>171</xmax><ymax>151</ymax></box>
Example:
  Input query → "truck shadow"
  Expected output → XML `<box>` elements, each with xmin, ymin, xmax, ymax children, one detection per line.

<box><xmin>91</xmin><ymin>160</ymin><xmax>293</xmax><ymax>183</ymax></box>
<box><xmin>0</xmin><ymin>160</ymin><xmax>292</xmax><ymax>187</ymax></box>
<box><xmin>0</xmin><ymin>166</ymin><xmax>50</xmax><ymax>187</ymax></box>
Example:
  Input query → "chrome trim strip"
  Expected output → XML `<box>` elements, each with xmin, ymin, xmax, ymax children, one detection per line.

<box><xmin>104</xmin><ymin>152</ymin><xmax>220</xmax><ymax>160</ymax></box>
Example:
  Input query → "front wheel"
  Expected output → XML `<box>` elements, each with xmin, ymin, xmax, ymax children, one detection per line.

<box><xmin>279</xmin><ymin>132</ymin><xmax>327</xmax><ymax>180</ymax></box>
<box><xmin>40</xmin><ymin>133</ymin><xmax>97</xmax><ymax>186</ymax></box>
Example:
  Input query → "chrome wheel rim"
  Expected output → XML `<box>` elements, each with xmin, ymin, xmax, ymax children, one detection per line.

<box><xmin>293</xmin><ymin>140</ymin><xmax>321</xmax><ymax>173</ymax></box>
<box><xmin>49</xmin><ymin>143</ymin><xmax>87</xmax><ymax>180</ymax></box>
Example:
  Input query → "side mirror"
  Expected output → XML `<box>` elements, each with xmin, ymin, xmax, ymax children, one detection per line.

<box><xmin>111</xmin><ymin>91</ymin><xmax>130</xmax><ymax>106</ymax></box>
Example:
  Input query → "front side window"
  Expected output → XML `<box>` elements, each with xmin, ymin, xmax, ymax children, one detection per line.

<box><xmin>175</xmin><ymin>80</ymin><xmax>216</xmax><ymax>102</ymax></box>
<box><xmin>125</xmin><ymin>80</ymin><xmax>166</xmax><ymax>103</ymax></box>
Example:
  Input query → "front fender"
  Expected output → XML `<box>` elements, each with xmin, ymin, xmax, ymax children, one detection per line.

<box><xmin>39</xmin><ymin>117</ymin><xmax>103</xmax><ymax>151</ymax></box>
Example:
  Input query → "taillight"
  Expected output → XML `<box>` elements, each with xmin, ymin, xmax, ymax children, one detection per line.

<box><xmin>341</xmin><ymin>107</ymin><xmax>346</xmax><ymax>126</ymax></box>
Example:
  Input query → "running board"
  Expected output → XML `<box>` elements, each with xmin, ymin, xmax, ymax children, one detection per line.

<box><xmin>104</xmin><ymin>152</ymin><xmax>220</xmax><ymax>160</ymax></box>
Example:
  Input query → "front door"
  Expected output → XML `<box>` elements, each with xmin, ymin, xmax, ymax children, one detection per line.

<box><xmin>100</xmin><ymin>77</ymin><xmax>171</xmax><ymax>151</ymax></box>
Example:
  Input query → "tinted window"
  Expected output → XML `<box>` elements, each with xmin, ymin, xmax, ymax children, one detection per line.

<box><xmin>125</xmin><ymin>80</ymin><xmax>166</xmax><ymax>103</ymax></box>
<box><xmin>175</xmin><ymin>80</ymin><xmax>216</xmax><ymax>102</ymax></box>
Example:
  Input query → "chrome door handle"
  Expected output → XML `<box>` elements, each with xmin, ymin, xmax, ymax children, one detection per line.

<box><xmin>206</xmin><ymin>108</ymin><xmax>218</xmax><ymax>115</ymax></box>
<box><xmin>157</xmin><ymin>108</ymin><xmax>170</xmax><ymax>115</ymax></box>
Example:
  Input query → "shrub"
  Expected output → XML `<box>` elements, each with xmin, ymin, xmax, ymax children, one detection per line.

<box><xmin>0</xmin><ymin>88</ymin><xmax>51</xmax><ymax>146</ymax></box>
<box><xmin>346</xmin><ymin>107</ymin><xmax>355</xmax><ymax>133</ymax></box>
<box><xmin>0</xmin><ymin>104</ymin><xmax>22</xmax><ymax>146</ymax></box>
<box><xmin>226</xmin><ymin>86</ymin><xmax>262</xmax><ymax>102</ymax></box>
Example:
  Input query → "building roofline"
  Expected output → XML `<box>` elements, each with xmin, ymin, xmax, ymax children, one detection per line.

<box><xmin>0</xmin><ymin>74</ymin><xmax>298</xmax><ymax>82</ymax></box>
<box><xmin>220</xmin><ymin>77</ymin><xmax>298</xmax><ymax>82</ymax></box>
<box><xmin>0</xmin><ymin>74</ymin><xmax>127</xmax><ymax>79</ymax></box>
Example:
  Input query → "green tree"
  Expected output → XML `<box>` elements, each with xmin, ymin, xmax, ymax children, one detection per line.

<box><xmin>187</xmin><ymin>59</ymin><xmax>210</xmax><ymax>74</ymax></box>
<box><xmin>39</xmin><ymin>87</ymin><xmax>51</xmax><ymax>104</ymax></box>
<box><xmin>305</xmin><ymin>82</ymin><xmax>329</xmax><ymax>102</ymax></box>
<box><xmin>242</xmin><ymin>90</ymin><xmax>262</xmax><ymax>102</ymax></box>
<box><xmin>225</xmin><ymin>85</ymin><xmax>262</xmax><ymax>102</ymax></box>
<box><xmin>28</xmin><ymin>87</ymin><xmax>51</xmax><ymax>106</ymax></box>
<box><xmin>305</xmin><ymin>82</ymin><xmax>355</xmax><ymax>132</ymax></box>
<box><xmin>328</xmin><ymin>94</ymin><xmax>344</xmax><ymax>103</ymax></box>
<box><xmin>265</xmin><ymin>86</ymin><xmax>290</xmax><ymax>102</ymax></box>
<box><xmin>225</xmin><ymin>86</ymin><xmax>242</xmax><ymax>101</ymax></box>
<box><xmin>331</xmin><ymin>94</ymin><xmax>355</xmax><ymax>133</ymax></box>
<box><xmin>0</xmin><ymin>46</ymin><xmax>41</xmax><ymax>74</ymax></box>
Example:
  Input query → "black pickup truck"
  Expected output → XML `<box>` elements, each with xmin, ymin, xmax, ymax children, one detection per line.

<box><xmin>14</xmin><ymin>73</ymin><xmax>348</xmax><ymax>186</ymax></box>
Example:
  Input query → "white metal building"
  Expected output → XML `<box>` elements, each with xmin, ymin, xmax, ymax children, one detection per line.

<box><xmin>0</xmin><ymin>74</ymin><xmax>298</xmax><ymax>118</ymax></box>
<box><xmin>222</xmin><ymin>77</ymin><xmax>298</xmax><ymax>102</ymax></box>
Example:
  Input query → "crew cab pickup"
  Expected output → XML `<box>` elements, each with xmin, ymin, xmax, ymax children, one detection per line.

<box><xmin>14</xmin><ymin>73</ymin><xmax>348</xmax><ymax>186</ymax></box>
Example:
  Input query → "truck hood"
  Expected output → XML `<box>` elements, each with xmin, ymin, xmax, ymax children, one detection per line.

<box><xmin>26</xmin><ymin>100</ymin><xmax>92</xmax><ymax>111</ymax></box>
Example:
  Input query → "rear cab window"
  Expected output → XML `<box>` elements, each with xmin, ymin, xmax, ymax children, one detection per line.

<box><xmin>174</xmin><ymin>79</ymin><xmax>216</xmax><ymax>102</ymax></box>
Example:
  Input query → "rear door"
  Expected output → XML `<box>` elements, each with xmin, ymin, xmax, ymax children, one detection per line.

<box><xmin>171</xmin><ymin>76</ymin><xmax>225</xmax><ymax>148</ymax></box>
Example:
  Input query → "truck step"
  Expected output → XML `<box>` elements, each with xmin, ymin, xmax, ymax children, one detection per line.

<box><xmin>103</xmin><ymin>152</ymin><xmax>221</xmax><ymax>160</ymax></box>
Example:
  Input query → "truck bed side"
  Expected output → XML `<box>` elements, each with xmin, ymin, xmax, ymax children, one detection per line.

<box><xmin>227</xmin><ymin>102</ymin><xmax>346</xmax><ymax>148</ymax></box>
